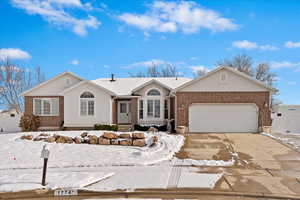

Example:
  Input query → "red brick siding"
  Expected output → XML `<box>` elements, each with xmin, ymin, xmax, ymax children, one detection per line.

<box><xmin>130</xmin><ymin>98</ymin><xmax>138</xmax><ymax>125</ymax></box>
<box><xmin>176</xmin><ymin>92</ymin><xmax>271</xmax><ymax>129</ymax></box>
<box><xmin>24</xmin><ymin>96</ymin><xmax>64</xmax><ymax>127</ymax></box>
<box><xmin>170</xmin><ymin>96</ymin><xmax>175</xmax><ymax>120</ymax></box>
<box><xmin>112</xmin><ymin>99</ymin><xmax>117</xmax><ymax>124</ymax></box>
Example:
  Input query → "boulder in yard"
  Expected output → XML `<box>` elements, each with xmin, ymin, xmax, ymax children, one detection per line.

<box><xmin>39</xmin><ymin>133</ymin><xmax>49</xmax><ymax>137</ymax></box>
<box><xmin>119</xmin><ymin>133</ymin><xmax>131</xmax><ymax>139</ymax></box>
<box><xmin>73</xmin><ymin>137</ymin><xmax>82</xmax><ymax>144</ymax></box>
<box><xmin>21</xmin><ymin>135</ymin><xmax>33</xmax><ymax>140</ymax></box>
<box><xmin>148</xmin><ymin>127</ymin><xmax>158</xmax><ymax>132</ymax></box>
<box><xmin>110</xmin><ymin>139</ymin><xmax>119</xmax><ymax>145</ymax></box>
<box><xmin>132</xmin><ymin>132</ymin><xmax>145</xmax><ymax>139</ymax></box>
<box><xmin>56</xmin><ymin>136</ymin><xmax>73</xmax><ymax>143</ymax></box>
<box><xmin>133</xmin><ymin>139</ymin><xmax>146</xmax><ymax>147</ymax></box>
<box><xmin>33</xmin><ymin>137</ymin><xmax>45</xmax><ymax>141</ymax></box>
<box><xmin>81</xmin><ymin>132</ymin><xmax>88</xmax><ymax>138</ymax></box>
<box><xmin>153</xmin><ymin>136</ymin><xmax>158</xmax><ymax>143</ymax></box>
<box><xmin>99</xmin><ymin>137</ymin><xmax>110</xmax><ymax>145</ymax></box>
<box><xmin>89</xmin><ymin>135</ymin><xmax>98</xmax><ymax>144</ymax></box>
<box><xmin>46</xmin><ymin>136</ymin><xmax>56</xmax><ymax>143</ymax></box>
<box><xmin>53</xmin><ymin>134</ymin><xmax>60</xmax><ymax>140</ymax></box>
<box><xmin>120</xmin><ymin>139</ymin><xmax>132</xmax><ymax>146</ymax></box>
<box><xmin>103</xmin><ymin>132</ymin><xmax>118</xmax><ymax>139</ymax></box>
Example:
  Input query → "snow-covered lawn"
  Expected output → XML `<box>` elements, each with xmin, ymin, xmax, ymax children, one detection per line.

<box><xmin>262</xmin><ymin>131</ymin><xmax>300</xmax><ymax>152</ymax></box>
<box><xmin>0</xmin><ymin>131</ymin><xmax>184</xmax><ymax>169</ymax></box>
<box><xmin>0</xmin><ymin>131</ymin><xmax>229</xmax><ymax>192</ymax></box>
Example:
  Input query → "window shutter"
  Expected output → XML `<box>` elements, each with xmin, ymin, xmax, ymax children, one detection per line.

<box><xmin>51</xmin><ymin>98</ymin><xmax>59</xmax><ymax>116</ymax></box>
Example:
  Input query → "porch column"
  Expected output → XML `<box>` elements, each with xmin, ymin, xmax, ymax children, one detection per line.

<box><xmin>130</xmin><ymin>98</ymin><xmax>138</xmax><ymax>125</ymax></box>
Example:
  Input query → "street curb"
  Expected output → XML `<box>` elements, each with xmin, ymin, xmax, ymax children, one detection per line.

<box><xmin>1</xmin><ymin>188</ymin><xmax>300</xmax><ymax>200</ymax></box>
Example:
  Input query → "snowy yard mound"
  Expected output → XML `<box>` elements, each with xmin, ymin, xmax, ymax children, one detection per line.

<box><xmin>0</xmin><ymin>131</ymin><xmax>184</xmax><ymax>169</ymax></box>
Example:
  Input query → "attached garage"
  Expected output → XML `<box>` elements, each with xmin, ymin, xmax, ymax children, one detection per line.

<box><xmin>189</xmin><ymin>104</ymin><xmax>258</xmax><ymax>133</ymax></box>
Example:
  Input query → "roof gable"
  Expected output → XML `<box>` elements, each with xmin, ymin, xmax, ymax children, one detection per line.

<box><xmin>176</xmin><ymin>66</ymin><xmax>275</xmax><ymax>92</ymax></box>
<box><xmin>21</xmin><ymin>72</ymin><xmax>84</xmax><ymax>96</ymax></box>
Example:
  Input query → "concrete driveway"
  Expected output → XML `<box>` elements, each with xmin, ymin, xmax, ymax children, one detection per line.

<box><xmin>176</xmin><ymin>133</ymin><xmax>300</xmax><ymax>197</ymax></box>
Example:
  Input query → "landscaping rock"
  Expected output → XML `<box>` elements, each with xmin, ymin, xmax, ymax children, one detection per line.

<box><xmin>103</xmin><ymin>132</ymin><xmax>118</xmax><ymax>139</ymax></box>
<box><xmin>148</xmin><ymin>127</ymin><xmax>158</xmax><ymax>132</ymax></box>
<box><xmin>120</xmin><ymin>139</ymin><xmax>132</xmax><ymax>146</ymax></box>
<box><xmin>89</xmin><ymin>135</ymin><xmax>98</xmax><ymax>144</ymax></box>
<box><xmin>81</xmin><ymin>132</ymin><xmax>88</xmax><ymax>138</ymax></box>
<box><xmin>119</xmin><ymin>133</ymin><xmax>131</xmax><ymax>139</ymax></box>
<box><xmin>99</xmin><ymin>137</ymin><xmax>110</xmax><ymax>145</ymax></box>
<box><xmin>33</xmin><ymin>137</ymin><xmax>45</xmax><ymax>141</ymax></box>
<box><xmin>153</xmin><ymin>136</ymin><xmax>158</xmax><ymax>143</ymax></box>
<box><xmin>132</xmin><ymin>132</ymin><xmax>145</xmax><ymax>139</ymax></box>
<box><xmin>73</xmin><ymin>137</ymin><xmax>82</xmax><ymax>144</ymax></box>
<box><xmin>110</xmin><ymin>139</ymin><xmax>119</xmax><ymax>145</ymax></box>
<box><xmin>133</xmin><ymin>139</ymin><xmax>146</xmax><ymax>147</ymax></box>
<box><xmin>53</xmin><ymin>134</ymin><xmax>60</xmax><ymax>140</ymax></box>
<box><xmin>21</xmin><ymin>135</ymin><xmax>33</xmax><ymax>140</ymax></box>
<box><xmin>56</xmin><ymin>136</ymin><xmax>73</xmax><ymax>143</ymax></box>
<box><xmin>46</xmin><ymin>136</ymin><xmax>56</xmax><ymax>143</ymax></box>
<box><xmin>39</xmin><ymin>133</ymin><xmax>49</xmax><ymax>137</ymax></box>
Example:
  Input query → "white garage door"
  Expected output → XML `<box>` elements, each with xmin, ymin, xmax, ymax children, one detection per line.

<box><xmin>189</xmin><ymin>104</ymin><xmax>258</xmax><ymax>133</ymax></box>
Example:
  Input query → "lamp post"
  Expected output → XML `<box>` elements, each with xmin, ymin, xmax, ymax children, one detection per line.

<box><xmin>40</xmin><ymin>144</ymin><xmax>50</xmax><ymax>186</ymax></box>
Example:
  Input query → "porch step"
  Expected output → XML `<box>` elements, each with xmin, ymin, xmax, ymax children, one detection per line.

<box><xmin>118</xmin><ymin>125</ymin><xmax>133</xmax><ymax>132</ymax></box>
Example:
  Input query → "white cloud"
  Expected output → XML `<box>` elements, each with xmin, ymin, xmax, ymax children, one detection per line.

<box><xmin>285</xmin><ymin>41</ymin><xmax>300</xmax><ymax>48</ymax></box>
<box><xmin>232</xmin><ymin>40</ymin><xmax>278</xmax><ymax>51</ymax></box>
<box><xmin>270</xmin><ymin>61</ymin><xmax>300</xmax><ymax>69</ymax></box>
<box><xmin>189</xmin><ymin>65</ymin><xmax>210</xmax><ymax>73</ymax></box>
<box><xmin>118</xmin><ymin>1</ymin><xmax>237</xmax><ymax>34</ymax></box>
<box><xmin>0</xmin><ymin>48</ymin><xmax>31</xmax><ymax>60</ymax></box>
<box><xmin>11</xmin><ymin>0</ymin><xmax>100</xmax><ymax>36</ymax></box>
<box><xmin>123</xmin><ymin>59</ymin><xmax>167</xmax><ymax>69</ymax></box>
<box><xmin>70</xmin><ymin>59</ymin><xmax>79</xmax><ymax>65</ymax></box>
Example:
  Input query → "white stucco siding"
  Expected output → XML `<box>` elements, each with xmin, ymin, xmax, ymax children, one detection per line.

<box><xmin>272</xmin><ymin>105</ymin><xmax>300</xmax><ymax>133</ymax></box>
<box><xmin>135</xmin><ymin>83</ymin><xmax>170</xmax><ymax>97</ymax></box>
<box><xmin>181</xmin><ymin>68</ymin><xmax>269</xmax><ymax>92</ymax></box>
<box><xmin>0</xmin><ymin>112</ymin><xmax>21</xmax><ymax>133</ymax></box>
<box><xmin>63</xmin><ymin>82</ymin><xmax>112</xmax><ymax>127</ymax></box>
<box><xmin>26</xmin><ymin>74</ymin><xmax>82</xmax><ymax>96</ymax></box>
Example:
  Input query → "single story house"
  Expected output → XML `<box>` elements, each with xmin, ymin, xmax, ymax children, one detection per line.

<box><xmin>21</xmin><ymin>66</ymin><xmax>274</xmax><ymax>133</ymax></box>
<box><xmin>272</xmin><ymin>105</ymin><xmax>300</xmax><ymax>133</ymax></box>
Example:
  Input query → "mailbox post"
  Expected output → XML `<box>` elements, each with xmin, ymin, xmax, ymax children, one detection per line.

<box><xmin>41</xmin><ymin>144</ymin><xmax>50</xmax><ymax>186</ymax></box>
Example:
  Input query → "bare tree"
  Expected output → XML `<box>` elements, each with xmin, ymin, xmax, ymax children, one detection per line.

<box><xmin>0</xmin><ymin>58</ymin><xmax>45</xmax><ymax>112</ymax></box>
<box><xmin>130</xmin><ymin>63</ymin><xmax>180</xmax><ymax>77</ymax></box>
<box><xmin>193</xmin><ymin>69</ymin><xmax>208</xmax><ymax>77</ymax></box>
<box><xmin>217</xmin><ymin>54</ymin><xmax>254</xmax><ymax>76</ymax></box>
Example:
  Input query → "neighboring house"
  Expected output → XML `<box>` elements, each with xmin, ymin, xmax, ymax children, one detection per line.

<box><xmin>272</xmin><ymin>105</ymin><xmax>300</xmax><ymax>133</ymax></box>
<box><xmin>21</xmin><ymin>66</ymin><xmax>275</xmax><ymax>133</ymax></box>
<box><xmin>0</xmin><ymin>108</ymin><xmax>21</xmax><ymax>133</ymax></box>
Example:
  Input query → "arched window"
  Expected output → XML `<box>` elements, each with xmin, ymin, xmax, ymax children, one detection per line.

<box><xmin>147</xmin><ymin>89</ymin><xmax>160</xmax><ymax>96</ymax></box>
<box><xmin>80</xmin><ymin>92</ymin><xmax>94</xmax><ymax>98</ymax></box>
<box><xmin>80</xmin><ymin>92</ymin><xmax>94</xmax><ymax>116</ymax></box>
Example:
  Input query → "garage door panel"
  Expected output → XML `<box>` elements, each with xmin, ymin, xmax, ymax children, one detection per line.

<box><xmin>189</xmin><ymin>104</ymin><xmax>258</xmax><ymax>133</ymax></box>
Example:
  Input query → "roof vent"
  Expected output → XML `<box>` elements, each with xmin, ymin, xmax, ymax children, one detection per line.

<box><xmin>110</xmin><ymin>74</ymin><xmax>116</xmax><ymax>82</ymax></box>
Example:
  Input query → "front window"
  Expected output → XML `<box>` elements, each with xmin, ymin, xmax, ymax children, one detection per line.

<box><xmin>139</xmin><ymin>100</ymin><xmax>143</xmax><ymax>119</ymax></box>
<box><xmin>147</xmin><ymin>99</ymin><xmax>160</xmax><ymax>118</ymax></box>
<box><xmin>33</xmin><ymin>98</ymin><xmax>59</xmax><ymax>116</ymax></box>
<box><xmin>80</xmin><ymin>92</ymin><xmax>95</xmax><ymax>116</ymax></box>
<box><xmin>164</xmin><ymin>99</ymin><xmax>168</xmax><ymax>119</ymax></box>
<box><xmin>147</xmin><ymin>89</ymin><xmax>160</xmax><ymax>96</ymax></box>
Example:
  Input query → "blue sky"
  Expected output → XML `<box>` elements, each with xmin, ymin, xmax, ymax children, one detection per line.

<box><xmin>1</xmin><ymin>0</ymin><xmax>300</xmax><ymax>104</ymax></box>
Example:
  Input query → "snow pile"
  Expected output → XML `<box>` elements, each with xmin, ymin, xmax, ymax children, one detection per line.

<box><xmin>262</xmin><ymin>132</ymin><xmax>300</xmax><ymax>151</ymax></box>
<box><xmin>0</xmin><ymin>131</ymin><xmax>184</xmax><ymax>169</ymax></box>
<box><xmin>0</xmin><ymin>172</ymin><xmax>114</xmax><ymax>192</ymax></box>
<box><xmin>180</xmin><ymin>158</ymin><xmax>235</xmax><ymax>167</ymax></box>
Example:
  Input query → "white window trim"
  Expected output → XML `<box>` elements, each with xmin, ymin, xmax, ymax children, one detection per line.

<box><xmin>33</xmin><ymin>98</ymin><xmax>59</xmax><ymax>117</ymax></box>
<box><xmin>138</xmin><ymin>87</ymin><xmax>165</xmax><ymax>121</ymax></box>
<box><xmin>79</xmin><ymin>98</ymin><xmax>95</xmax><ymax>117</ymax></box>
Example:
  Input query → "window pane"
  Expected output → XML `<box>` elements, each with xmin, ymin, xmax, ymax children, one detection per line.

<box><xmin>80</xmin><ymin>92</ymin><xmax>94</xmax><ymax>98</ymax></box>
<box><xmin>34</xmin><ymin>99</ymin><xmax>42</xmax><ymax>115</ymax></box>
<box><xmin>155</xmin><ymin>100</ymin><xmax>160</xmax><ymax>118</ymax></box>
<box><xmin>88</xmin><ymin>101</ymin><xmax>94</xmax><ymax>116</ymax></box>
<box><xmin>147</xmin><ymin>100</ymin><xmax>153</xmax><ymax>117</ymax></box>
<box><xmin>120</xmin><ymin>103</ymin><xmax>127</xmax><ymax>113</ymax></box>
<box><xmin>164</xmin><ymin>100</ymin><xmax>168</xmax><ymax>119</ymax></box>
<box><xmin>147</xmin><ymin>89</ymin><xmax>160</xmax><ymax>96</ymax></box>
<box><xmin>80</xmin><ymin>100</ymin><xmax>87</xmax><ymax>116</ymax></box>
<box><xmin>43</xmin><ymin>100</ymin><xmax>51</xmax><ymax>115</ymax></box>
<box><xmin>139</xmin><ymin>100</ymin><xmax>143</xmax><ymax>119</ymax></box>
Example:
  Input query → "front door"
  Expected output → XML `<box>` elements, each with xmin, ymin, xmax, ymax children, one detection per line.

<box><xmin>118</xmin><ymin>101</ymin><xmax>131</xmax><ymax>124</ymax></box>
